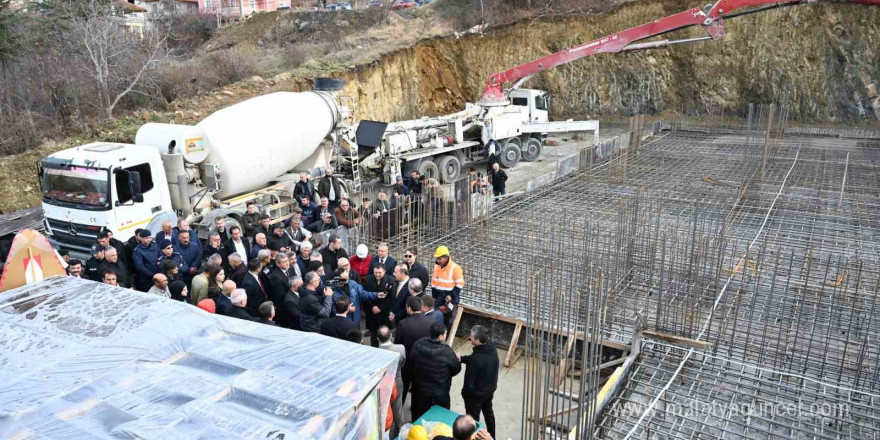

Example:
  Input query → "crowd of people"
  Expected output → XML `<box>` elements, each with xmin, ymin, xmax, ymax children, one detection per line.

<box><xmin>59</xmin><ymin>167</ymin><xmax>500</xmax><ymax>438</ymax></box>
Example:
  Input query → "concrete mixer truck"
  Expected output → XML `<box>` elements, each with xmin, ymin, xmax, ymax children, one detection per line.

<box><xmin>39</xmin><ymin>81</ymin><xmax>349</xmax><ymax>256</ymax></box>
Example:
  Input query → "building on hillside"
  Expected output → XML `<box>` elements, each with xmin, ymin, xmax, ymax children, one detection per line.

<box><xmin>132</xmin><ymin>0</ymin><xmax>201</xmax><ymax>15</ymax></box>
<box><xmin>198</xmin><ymin>0</ymin><xmax>290</xmax><ymax>18</ymax></box>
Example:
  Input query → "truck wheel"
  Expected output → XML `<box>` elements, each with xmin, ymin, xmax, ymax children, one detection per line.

<box><xmin>498</xmin><ymin>138</ymin><xmax>522</xmax><ymax>168</ymax></box>
<box><xmin>418</xmin><ymin>159</ymin><xmax>440</xmax><ymax>182</ymax></box>
<box><xmin>437</xmin><ymin>155</ymin><xmax>461</xmax><ymax>183</ymax></box>
<box><xmin>522</xmin><ymin>137</ymin><xmax>543</xmax><ymax>162</ymax></box>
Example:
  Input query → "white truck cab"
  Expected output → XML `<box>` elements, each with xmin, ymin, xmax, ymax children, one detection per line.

<box><xmin>508</xmin><ymin>89</ymin><xmax>551</xmax><ymax>123</ymax></box>
<box><xmin>39</xmin><ymin>143</ymin><xmax>176</xmax><ymax>256</ymax></box>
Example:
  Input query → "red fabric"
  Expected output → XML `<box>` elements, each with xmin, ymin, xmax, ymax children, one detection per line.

<box><xmin>350</xmin><ymin>255</ymin><xmax>372</xmax><ymax>278</ymax></box>
<box><xmin>386</xmin><ymin>381</ymin><xmax>397</xmax><ymax>432</ymax></box>
<box><xmin>197</xmin><ymin>299</ymin><xmax>216</xmax><ymax>314</ymax></box>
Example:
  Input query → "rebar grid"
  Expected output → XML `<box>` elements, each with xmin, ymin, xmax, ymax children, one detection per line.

<box><xmin>596</xmin><ymin>341</ymin><xmax>880</xmax><ymax>440</ymax></box>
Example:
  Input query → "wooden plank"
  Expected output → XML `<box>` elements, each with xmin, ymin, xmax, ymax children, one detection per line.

<box><xmin>446</xmin><ymin>305</ymin><xmax>464</xmax><ymax>347</ymax></box>
<box><xmin>461</xmin><ymin>304</ymin><xmax>630</xmax><ymax>350</ymax></box>
<box><xmin>555</xmin><ymin>334</ymin><xmax>577</xmax><ymax>388</ymax></box>
<box><xmin>266</xmin><ymin>200</ymin><xmax>295</xmax><ymax>212</ymax></box>
<box><xmin>643</xmin><ymin>330</ymin><xmax>709</xmax><ymax>350</ymax></box>
<box><xmin>505</xmin><ymin>321</ymin><xmax>524</xmax><ymax>368</ymax></box>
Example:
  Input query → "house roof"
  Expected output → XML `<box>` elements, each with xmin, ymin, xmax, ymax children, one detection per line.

<box><xmin>139</xmin><ymin>0</ymin><xmax>199</xmax><ymax>3</ymax></box>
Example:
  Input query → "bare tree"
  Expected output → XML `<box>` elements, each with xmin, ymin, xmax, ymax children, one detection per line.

<box><xmin>63</xmin><ymin>0</ymin><xmax>168</xmax><ymax>119</ymax></box>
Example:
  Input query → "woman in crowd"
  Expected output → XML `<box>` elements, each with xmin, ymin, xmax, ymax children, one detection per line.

<box><xmin>207</xmin><ymin>265</ymin><xmax>226</xmax><ymax>300</ymax></box>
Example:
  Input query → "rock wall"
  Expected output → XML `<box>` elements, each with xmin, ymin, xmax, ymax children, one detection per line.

<box><xmin>336</xmin><ymin>0</ymin><xmax>880</xmax><ymax>123</ymax></box>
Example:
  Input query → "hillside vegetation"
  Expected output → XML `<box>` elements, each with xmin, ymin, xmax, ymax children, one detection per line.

<box><xmin>1</xmin><ymin>0</ymin><xmax>878</xmax><ymax>213</ymax></box>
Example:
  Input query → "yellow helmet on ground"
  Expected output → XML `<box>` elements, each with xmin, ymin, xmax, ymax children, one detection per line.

<box><xmin>407</xmin><ymin>425</ymin><xmax>429</xmax><ymax>440</ymax></box>
<box><xmin>434</xmin><ymin>245</ymin><xmax>450</xmax><ymax>258</ymax></box>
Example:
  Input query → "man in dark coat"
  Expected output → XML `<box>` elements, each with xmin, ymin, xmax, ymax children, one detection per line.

<box><xmin>174</xmin><ymin>229</ymin><xmax>202</xmax><ymax>283</ymax></box>
<box><xmin>299</xmin><ymin>271</ymin><xmax>334</xmax><ymax>332</ymax></box>
<box><xmin>156</xmin><ymin>239</ymin><xmax>187</xmax><ymax>278</ymax></box>
<box><xmin>320</xmin><ymin>296</ymin><xmax>359</xmax><ymax>340</ymax></box>
<box><xmin>224</xmin><ymin>252</ymin><xmax>245</xmax><ymax>286</ymax></box>
<box><xmin>84</xmin><ymin>243</ymin><xmax>106</xmax><ymax>281</ymax></box>
<box><xmin>362</xmin><ymin>264</ymin><xmax>397</xmax><ymax>347</ymax></box>
<box><xmin>97</xmin><ymin>231</ymin><xmax>126</xmax><ymax>266</ymax></box>
<box><xmin>320</xmin><ymin>234</ymin><xmax>348</xmax><ymax>274</ymax></box>
<box><xmin>370</xmin><ymin>243</ymin><xmax>397</xmax><ymax>274</ymax></box>
<box><xmin>390</xmin><ymin>266</ymin><xmax>421</xmax><ymax>326</ymax></box>
<box><xmin>393</xmin><ymin>176</ymin><xmax>410</xmax><ymax>197</ymax></box>
<box><xmin>410</xmin><ymin>322</ymin><xmax>461</xmax><ymax>421</ymax></box>
<box><xmin>309</xmin><ymin>212</ymin><xmax>338</xmax><ymax>233</ymax></box>
<box><xmin>276</xmin><ymin>276</ymin><xmax>302</xmax><ymax>330</ymax></box>
<box><xmin>241</xmin><ymin>258</ymin><xmax>269</xmax><ymax>317</ymax></box>
<box><xmin>227</xmin><ymin>289</ymin><xmax>256</xmax><ymax>321</ymax></box>
<box><xmin>222</xmin><ymin>226</ymin><xmax>251</xmax><ymax>268</ymax></box>
<box><xmin>268</xmin><ymin>223</ymin><xmax>295</xmax><ymax>253</ymax></box>
<box><xmin>202</xmin><ymin>233</ymin><xmax>223</xmax><ymax>263</ymax></box>
<box><xmin>404</xmin><ymin>247</ymin><xmax>431</xmax><ymax>293</ymax></box>
<box><xmin>394</xmin><ymin>296</ymin><xmax>435</xmax><ymax>403</ymax></box>
<box><xmin>406</xmin><ymin>170</ymin><xmax>422</xmax><ymax>195</ymax></box>
<box><xmin>212</xmin><ymin>217</ymin><xmax>230</xmax><ymax>245</ymax></box>
<box><xmin>98</xmin><ymin>246</ymin><xmax>131</xmax><ymax>288</ymax></box>
<box><xmin>489</xmin><ymin>163</ymin><xmax>508</xmax><ymax>197</ymax></box>
<box><xmin>267</xmin><ymin>253</ymin><xmax>292</xmax><ymax>303</ymax></box>
<box><xmin>123</xmin><ymin>230</ymin><xmax>141</xmax><ymax>276</ymax></box>
<box><xmin>294</xmin><ymin>172</ymin><xmax>316</xmax><ymax>202</ymax></box>
<box><xmin>256</xmin><ymin>301</ymin><xmax>277</xmax><ymax>326</ymax></box>
<box><xmin>132</xmin><ymin>229</ymin><xmax>160</xmax><ymax>292</ymax></box>
<box><xmin>316</xmin><ymin>167</ymin><xmax>344</xmax><ymax>208</ymax></box>
<box><xmin>460</xmin><ymin>325</ymin><xmax>500</xmax><ymax>439</ymax></box>
<box><xmin>241</xmin><ymin>202</ymin><xmax>262</xmax><ymax>239</ymax></box>
<box><xmin>298</xmin><ymin>195</ymin><xmax>318</xmax><ymax>223</ymax></box>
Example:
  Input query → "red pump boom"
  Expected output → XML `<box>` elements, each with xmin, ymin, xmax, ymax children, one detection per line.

<box><xmin>481</xmin><ymin>0</ymin><xmax>880</xmax><ymax>102</ymax></box>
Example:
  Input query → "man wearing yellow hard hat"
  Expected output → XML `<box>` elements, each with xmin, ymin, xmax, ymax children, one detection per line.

<box><xmin>430</xmin><ymin>245</ymin><xmax>464</xmax><ymax>326</ymax></box>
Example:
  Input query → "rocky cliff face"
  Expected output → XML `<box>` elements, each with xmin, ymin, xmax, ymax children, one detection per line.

<box><xmin>336</xmin><ymin>0</ymin><xmax>880</xmax><ymax>123</ymax></box>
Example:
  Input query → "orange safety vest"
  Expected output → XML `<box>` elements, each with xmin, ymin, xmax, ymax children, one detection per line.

<box><xmin>431</xmin><ymin>258</ymin><xmax>464</xmax><ymax>292</ymax></box>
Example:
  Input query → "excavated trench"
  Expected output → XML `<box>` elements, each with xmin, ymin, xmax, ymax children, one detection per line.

<box><xmin>333</xmin><ymin>0</ymin><xmax>880</xmax><ymax>123</ymax></box>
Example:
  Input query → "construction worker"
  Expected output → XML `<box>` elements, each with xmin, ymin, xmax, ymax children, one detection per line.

<box><xmin>430</xmin><ymin>245</ymin><xmax>464</xmax><ymax>326</ymax></box>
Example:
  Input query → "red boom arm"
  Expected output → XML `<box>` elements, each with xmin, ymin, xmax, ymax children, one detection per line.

<box><xmin>481</xmin><ymin>0</ymin><xmax>880</xmax><ymax>102</ymax></box>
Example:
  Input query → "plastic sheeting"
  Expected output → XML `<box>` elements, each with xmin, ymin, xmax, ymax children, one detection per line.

<box><xmin>0</xmin><ymin>276</ymin><xmax>398</xmax><ymax>439</ymax></box>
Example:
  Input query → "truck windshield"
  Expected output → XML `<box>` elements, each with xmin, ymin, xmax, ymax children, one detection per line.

<box><xmin>41</xmin><ymin>165</ymin><xmax>110</xmax><ymax>208</ymax></box>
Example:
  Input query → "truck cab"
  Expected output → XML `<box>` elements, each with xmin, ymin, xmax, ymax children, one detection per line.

<box><xmin>508</xmin><ymin>89</ymin><xmax>551</xmax><ymax>123</ymax></box>
<box><xmin>39</xmin><ymin>143</ymin><xmax>175</xmax><ymax>257</ymax></box>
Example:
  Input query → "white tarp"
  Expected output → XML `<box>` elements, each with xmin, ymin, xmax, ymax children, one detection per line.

<box><xmin>0</xmin><ymin>276</ymin><xmax>397</xmax><ymax>439</ymax></box>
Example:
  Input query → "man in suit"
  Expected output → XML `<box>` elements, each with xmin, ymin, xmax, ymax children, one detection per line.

<box><xmin>370</xmin><ymin>242</ymin><xmax>397</xmax><ymax>274</ymax></box>
<box><xmin>276</xmin><ymin>276</ymin><xmax>302</xmax><ymax>330</ymax></box>
<box><xmin>390</xmin><ymin>265</ymin><xmax>418</xmax><ymax>326</ymax></box>
<box><xmin>423</xmin><ymin>296</ymin><xmax>445</xmax><ymax>327</ymax></box>
<box><xmin>241</xmin><ymin>258</ymin><xmax>268</xmax><ymax>317</ymax></box>
<box><xmin>394</xmin><ymin>296</ymin><xmax>435</xmax><ymax>404</ymax></box>
<box><xmin>267</xmin><ymin>253</ymin><xmax>292</xmax><ymax>303</ymax></box>
<box><xmin>362</xmin><ymin>264</ymin><xmax>397</xmax><ymax>347</ymax></box>
<box><xmin>215</xmin><ymin>280</ymin><xmax>236</xmax><ymax>316</ymax></box>
<box><xmin>256</xmin><ymin>301</ymin><xmax>277</xmax><ymax>326</ymax></box>
<box><xmin>222</xmin><ymin>226</ymin><xmax>251</xmax><ymax>269</ymax></box>
<box><xmin>227</xmin><ymin>253</ymin><xmax>247</xmax><ymax>287</ymax></box>
<box><xmin>320</xmin><ymin>296</ymin><xmax>359</xmax><ymax>340</ymax></box>
<box><xmin>227</xmin><ymin>289</ymin><xmax>256</xmax><ymax>321</ymax></box>
<box><xmin>377</xmin><ymin>325</ymin><xmax>407</xmax><ymax>438</ymax></box>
